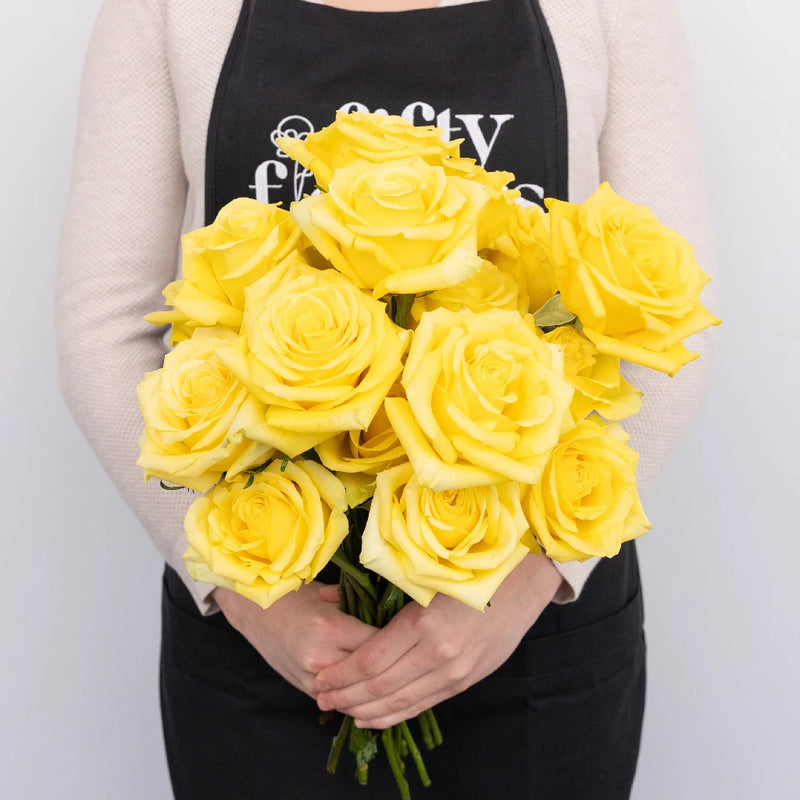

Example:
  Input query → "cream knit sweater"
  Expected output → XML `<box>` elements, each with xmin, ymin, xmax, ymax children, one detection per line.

<box><xmin>57</xmin><ymin>0</ymin><xmax>716</xmax><ymax>613</ymax></box>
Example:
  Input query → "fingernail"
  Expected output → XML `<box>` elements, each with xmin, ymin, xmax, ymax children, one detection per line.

<box><xmin>317</xmin><ymin>699</ymin><xmax>332</xmax><ymax>711</ymax></box>
<box><xmin>316</xmin><ymin>681</ymin><xmax>329</xmax><ymax>692</ymax></box>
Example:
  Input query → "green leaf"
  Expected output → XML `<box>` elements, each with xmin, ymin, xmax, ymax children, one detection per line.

<box><xmin>391</xmin><ymin>294</ymin><xmax>416</xmax><ymax>328</ymax></box>
<box><xmin>352</xmin><ymin>728</ymin><xmax>378</xmax><ymax>786</ymax></box>
<box><xmin>384</xmin><ymin>584</ymin><xmax>404</xmax><ymax>611</ymax></box>
<box><xmin>533</xmin><ymin>293</ymin><xmax>577</xmax><ymax>331</ymax></box>
<box><xmin>356</xmin><ymin>731</ymin><xmax>378</xmax><ymax>766</ymax></box>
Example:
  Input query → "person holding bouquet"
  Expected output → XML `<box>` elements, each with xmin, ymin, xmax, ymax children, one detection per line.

<box><xmin>57</xmin><ymin>0</ymin><xmax>716</xmax><ymax>797</ymax></box>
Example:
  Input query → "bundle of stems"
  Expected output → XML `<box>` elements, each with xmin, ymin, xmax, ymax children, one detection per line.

<box><xmin>326</xmin><ymin>506</ymin><xmax>443</xmax><ymax>799</ymax></box>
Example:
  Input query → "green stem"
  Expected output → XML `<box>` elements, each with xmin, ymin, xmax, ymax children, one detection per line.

<box><xmin>343</xmin><ymin>579</ymin><xmax>358</xmax><ymax>619</ymax></box>
<box><xmin>327</xmin><ymin>715</ymin><xmax>353</xmax><ymax>775</ymax></box>
<box><xmin>353</xmin><ymin>727</ymin><xmax>371</xmax><ymax>786</ymax></box>
<box><xmin>332</xmin><ymin>550</ymin><xmax>378</xmax><ymax>601</ymax></box>
<box><xmin>356</xmin><ymin>593</ymin><xmax>375</xmax><ymax>626</ymax></box>
<box><xmin>376</xmin><ymin>581</ymin><xmax>391</xmax><ymax>627</ymax></box>
<box><xmin>418</xmin><ymin>708</ymin><xmax>434</xmax><ymax>751</ymax></box>
<box><xmin>400</xmin><ymin>721</ymin><xmax>431</xmax><ymax>788</ymax></box>
<box><xmin>424</xmin><ymin>709</ymin><xmax>443</xmax><ymax>747</ymax></box>
<box><xmin>382</xmin><ymin>728</ymin><xmax>411</xmax><ymax>800</ymax></box>
<box><xmin>396</xmin><ymin>723</ymin><xmax>408</xmax><ymax>758</ymax></box>
<box><xmin>348</xmin><ymin>580</ymin><xmax>377</xmax><ymax>625</ymax></box>
<box><xmin>343</xmin><ymin>518</ymin><xmax>361</xmax><ymax>563</ymax></box>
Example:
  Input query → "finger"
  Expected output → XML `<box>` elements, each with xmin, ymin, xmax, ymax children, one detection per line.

<box><xmin>315</xmin><ymin>615</ymin><xmax>420</xmax><ymax>692</ymax></box>
<box><xmin>325</xmin><ymin>612</ymin><xmax>379</xmax><ymax>654</ymax></box>
<box><xmin>353</xmin><ymin>681</ymin><xmax>460</xmax><ymax>730</ymax></box>
<box><xmin>317</xmin><ymin>634</ymin><xmax>440</xmax><ymax>711</ymax></box>
<box><xmin>317</xmin><ymin>583</ymin><xmax>340</xmax><ymax>604</ymax></box>
<box><xmin>296</xmin><ymin>629</ymin><xmax>375</xmax><ymax>681</ymax></box>
<box><xmin>350</xmin><ymin>669</ymin><xmax>471</xmax><ymax>729</ymax></box>
<box><xmin>326</xmin><ymin>638</ymin><xmax>469</xmax><ymax>720</ymax></box>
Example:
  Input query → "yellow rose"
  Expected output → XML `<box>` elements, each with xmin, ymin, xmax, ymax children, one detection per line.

<box><xmin>409</xmin><ymin>260</ymin><xmax>524</xmax><ymax>327</ymax></box>
<box><xmin>385</xmin><ymin>307</ymin><xmax>574</xmax><ymax>490</ymax></box>
<box><xmin>547</xmin><ymin>183</ymin><xmax>720</xmax><ymax>375</ymax></box>
<box><xmin>543</xmin><ymin>325</ymin><xmax>642</xmax><ymax>422</ymax></box>
<box><xmin>481</xmin><ymin>202</ymin><xmax>557</xmax><ymax>314</ymax></box>
<box><xmin>360</xmin><ymin>463</ymin><xmax>534</xmax><ymax>610</ymax></box>
<box><xmin>290</xmin><ymin>157</ymin><xmax>490</xmax><ymax>297</ymax></box>
<box><xmin>183</xmin><ymin>459</ymin><xmax>349</xmax><ymax>609</ymax></box>
<box><xmin>216</xmin><ymin>254</ymin><xmax>410</xmax><ymax>457</ymax></box>
<box><xmin>441</xmin><ymin>157</ymin><xmax>515</xmax><ymax>193</ymax></box>
<box><xmin>522</xmin><ymin>418</ymin><xmax>651</xmax><ymax>562</ymax></box>
<box><xmin>275</xmin><ymin>110</ymin><xmax>461</xmax><ymax>191</ymax></box>
<box><xmin>439</xmin><ymin>164</ymin><xmax>522</xmax><ymax>261</ymax></box>
<box><xmin>137</xmin><ymin>328</ymin><xmax>273</xmax><ymax>492</ymax></box>
<box><xmin>145</xmin><ymin>198</ymin><xmax>302</xmax><ymax>343</ymax></box>
<box><xmin>315</xmin><ymin>385</ymin><xmax>408</xmax><ymax>507</ymax></box>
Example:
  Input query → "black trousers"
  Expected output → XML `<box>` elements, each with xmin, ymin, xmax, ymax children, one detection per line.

<box><xmin>160</xmin><ymin>544</ymin><xmax>645</xmax><ymax>799</ymax></box>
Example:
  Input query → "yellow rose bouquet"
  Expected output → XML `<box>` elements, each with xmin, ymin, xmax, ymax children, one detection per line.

<box><xmin>138</xmin><ymin>110</ymin><xmax>719</xmax><ymax>798</ymax></box>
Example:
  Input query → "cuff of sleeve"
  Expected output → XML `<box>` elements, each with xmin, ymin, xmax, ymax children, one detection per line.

<box><xmin>550</xmin><ymin>557</ymin><xmax>600</xmax><ymax>604</ymax></box>
<box><xmin>168</xmin><ymin>540</ymin><xmax>221</xmax><ymax>616</ymax></box>
<box><xmin>185</xmin><ymin>573</ymin><xmax>221</xmax><ymax>616</ymax></box>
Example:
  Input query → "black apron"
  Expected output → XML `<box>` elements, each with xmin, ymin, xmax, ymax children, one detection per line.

<box><xmin>161</xmin><ymin>2</ymin><xmax>644</xmax><ymax>798</ymax></box>
<box><xmin>205</xmin><ymin>0</ymin><xmax>568</xmax><ymax>218</ymax></box>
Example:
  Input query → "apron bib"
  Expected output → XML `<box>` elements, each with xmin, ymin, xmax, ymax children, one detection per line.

<box><xmin>205</xmin><ymin>0</ymin><xmax>569</xmax><ymax>221</ymax></box>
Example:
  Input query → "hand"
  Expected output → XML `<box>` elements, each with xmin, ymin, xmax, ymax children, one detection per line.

<box><xmin>214</xmin><ymin>582</ymin><xmax>377</xmax><ymax>699</ymax></box>
<box><xmin>314</xmin><ymin>553</ymin><xmax>563</xmax><ymax>728</ymax></box>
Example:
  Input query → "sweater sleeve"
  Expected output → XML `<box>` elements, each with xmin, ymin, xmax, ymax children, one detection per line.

<box><xmin>599</xmin><ymin>0</ymin><xmax>717</xmax><ymax>493</ymax></box>
<box><xmin>550</xmin><ymin>0</ymin><xmax>717</xmax><ymax>603</ymax></box>
<box><xmin>56</xmin><ymin>0</ymin><xmax>219</xmax><ymax>614</ymax></box>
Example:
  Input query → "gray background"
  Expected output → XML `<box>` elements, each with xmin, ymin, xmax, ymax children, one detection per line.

<box><xmin>1</xmin><ymin>1</ymin><xmax>798</xmax><ymax>797</ymax></box>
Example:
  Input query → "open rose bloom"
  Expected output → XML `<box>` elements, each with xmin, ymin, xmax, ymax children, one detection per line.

<box><xmin>547</xmin><ymin>183</ymin><xmax>720</xmax><ymax>376</ymax></box>
<box><xmin>138</xmin><ymin>110</ymin><xmax>718</xmax><ymax>792</ymax></box>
